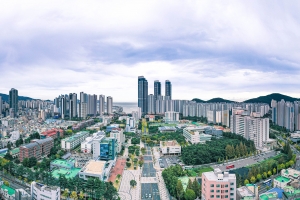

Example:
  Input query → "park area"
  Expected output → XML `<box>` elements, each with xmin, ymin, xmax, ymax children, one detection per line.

<box><xmin>185</xmin><ymin>167</ymin><xmax>214</xmax><ymax>177</ymax></box>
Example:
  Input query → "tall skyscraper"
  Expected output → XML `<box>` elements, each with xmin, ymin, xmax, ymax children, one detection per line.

<box><xmin>9</xmin><ymin>88</ymin><xmax>18</xmax><ymax>117</ymax></box>
<box><xmin>154</xmin><ymin>80</ymin><xmax>161</xmax><ymax>101</ymax></box>
<box><xmin>99</xmin><ymin>95</ymin><xmax>105</xmax><ymax>115</ymax></box>
<box><xmin>69</xmin><ymin>93</ymin><xmax>77</xmax><ymax>118</ymax></box>
<box><xmin>165</xmin><ymin>80</ymin><xmax>172</xmax><ymax>99</ymax></box>
<box><xmin>138</xmin><ymin>76</ymin><xmax>148</xmax><ymax>114</ymax></box>
<box><xmin>107</xmin><ymin>96</ymin><xmax>113</xmax><ymax>114</ymax></box>
<box><xmin>148</xmin><ymin>94</ymin><xmax>155</xmax><ymax>114</ymax></box>
<box><xmin>79</xmin><ymin>92</ymin><xmax>88</xmax><ymax>118</ymax></box>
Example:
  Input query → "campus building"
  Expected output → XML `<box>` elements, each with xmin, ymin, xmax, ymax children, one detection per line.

<box><xmin>110</xmin><ymin>128</ymin><xmax>125</xmax><ymax>153</ymax></box>
<box><xmin>19</xmin><ymin>138</ymin><xmax>54</xmax><ymax>162</ymax></box>
<box><xmin>93</xmin><ymin>137</ymin><xmax>117</xmax><ymax>161</ymax></box>
<box><xmin>81</xmin><ymin>131</ymin><xmax>105</xmax><ymax>153</ymax></box>
<box><xmin>61</xmin><ymin>131</ymin><xmax>89</xmax><ymax>150</ymax></box>
<box><xmin>160</xmin><ymin>140</ymin><xmax>181</xmax><ymax>155</ymax></box>
<box><xmin>78</xmin><ymin>160</ymin><xmax>114</xmax><ymax>181</ymax></box>
<box><xmin>40</xmin><ymin>128</ymin><xmax>63</xmax><ymax>139</ymax></box>
<box><xmin>183</xmin><ymin>126</ymin><xmax>212</xmax><ymax>144</ymax></box>
<box><xmin>50</xmin><ymin>159</ymin><xmax>75</xmax><ymax>170</ymax></box>
<box><xmin>202</xmin><ymin>168</ymin><xmax>236</xmax><ymax>200</ymax></box>
<box><xmin>31</xmin><ymin>182</ymin><xmax>60</xmax><ymax>200</ymax></box>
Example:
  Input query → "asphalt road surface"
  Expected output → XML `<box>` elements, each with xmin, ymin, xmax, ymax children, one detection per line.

<box><xmin>141</xmin><ymin>183</ymin><xmax>161</xmax><ymax>200</ymax></box>
<box><xmin>212</xmin><ymin>151</ymin><xmax>278</xmax><ymax>171</ymax></box>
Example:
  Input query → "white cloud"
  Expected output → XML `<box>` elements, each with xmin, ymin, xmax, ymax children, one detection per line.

<box><xmin>0</xmin><ymin>0</ymin><xmax>300</xmax><ymax>101</ymax></box>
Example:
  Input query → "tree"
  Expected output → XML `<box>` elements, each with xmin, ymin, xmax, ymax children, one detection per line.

<box><xmin>187</xmin><ymin>179</ymin><xmax>193</xmax><ymax>190</ymax></box>
<box><xmin>263</xmin><ymin>172</ymin><xmax>268</xmax><ymax>179</ymax></box>
<box><xmin>173</xmin><ymin>180</ymin><xmax>183</xmax><ymax>200</ymax></box>
<box><xmin>244</xmin><ymin>179</ymin><xmax>249</xmax><ymax>185</ymax></box>
<box><xmin>256</xmin><ymin>174</ymin><xmax>262</xmax><ymax>181</ymax></box>
<box><xmin>250</xmin><ymin>176</ymin><xmax>256</xmax><ymax>183</ymax></box>
<box><xmin>22</xmin><ymin>158</ymin><xmax>29</xmax><ymax>167</ymax></box>
<box><xmin>267</xmin><ymin>171</ymin><xmax>272</xmax><ymax>177</ymax></box>
<box><xmin>192</xmin><ymin>178</ymin><xmax>200</xmax><ymax>197</ymax></box>
<box><xmin>4</xmin><ymin>180</ymin><xmax>9</xmax><ymax>186</ymax></box>
<box><xmin>61</xmin><ymin>190</ymin><xmax>69</xmax><ymax>199</ymax></box>
<box><xmin>130</xmin><ymin>180</ymin><xmax>137</xmax><ymax>188</ymax></box>
<box><xmin>184</xmin><ymin>189</ymin><xmax>196</xmax><ymax>200</ymax></box>
<box><xmin>79</xmin><ymin>191</ymin><xmax>84</xmax><ymax>200</ymax></box>
<box><xmin>29</xmin><ymin>157</ymin><xmax>37</xmax><ymax>167</ymax></box>
<box><xmin>126</xmin><ymin>162</ymin><xmax>131</xmax><ymax>168</ymax></box>
<box><xmin>70</xmin><ymin>191</ymin><xmax>78</xmax><ymax>200</ymax></box>
<box><xmin>116</xmin><ymin>174</ymin><xmax>121</xmax><ymax>180</ymax></box>
<box><xmin>273</xmin><ymin>168</ymin><xmax>277</xmax><ymax>175</ymax></box>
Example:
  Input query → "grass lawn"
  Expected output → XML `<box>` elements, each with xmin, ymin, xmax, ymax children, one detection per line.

<box><xmin>197</xmin><ymin>167</ymin><xmax>214</xmax><ymax>176</ymax></box>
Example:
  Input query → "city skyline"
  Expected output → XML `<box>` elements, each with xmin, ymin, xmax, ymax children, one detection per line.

<box><xmin>1</xmin><ymin>1</ymin><xmax>300</xmax><ymax>101</ymax></box>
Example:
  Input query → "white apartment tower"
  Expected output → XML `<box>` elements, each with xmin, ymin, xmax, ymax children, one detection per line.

<box><xmin>148</xmin><ymin>94</ymin><xmax>155</xmax><ymax>114</ymax></box>
<box><xmin>99</xmin><ymin>95</ymin><xmax>105</xmax><ymax>115</ymax></box>
<box><xmin>107</xmin><ymin>96</ymin><xmax>113</xmax><ymax>114</ymax></box>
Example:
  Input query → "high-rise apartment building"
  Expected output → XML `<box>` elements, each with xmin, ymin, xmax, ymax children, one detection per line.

<box><xmin>165</xmin><ymin>80</ymin><xmax>172</xmax><ymax>100</ymax></box>
<box><xmin>107</xmin><ymin>96</ymin><xmax>113</xmax><ymax>114</ymax></box>
<box><xmin>148</xmin><ymin>94</ymin><xmax>155</xmax><ymax>114</ymax></box>
<box><xmin>138</xmin><ymin>76</ymin><xmax>148</xmax><ymax>114</ymax></box>
<box><xmin>154</xmin><ymin>80</ymin><xmax>161</xmax><ymax>101</ymax></box>
<box><xmin>202</xmin><ymin>168</ymin><xmax>236</xmax><ymax>200</ymax></box>
<box><xmin>69</xmin><ymin>93</ymin><xmax>77</xmax><ymax>118</ymax></box>
<box><xmin>99</xmin><ymin>95</ymin><xmax>105</xmax><ymax>115</ymax></box>
<box><xmin>9</xmin><ymin>88</ymin><xmax>18</xmax><ymax>117</ymax></box>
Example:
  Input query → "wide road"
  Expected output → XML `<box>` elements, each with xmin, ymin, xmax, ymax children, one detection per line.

<box><xmin>211</xmin><ymin>151</ymin><xmax>278</xmax><ymax>171</ymax></box>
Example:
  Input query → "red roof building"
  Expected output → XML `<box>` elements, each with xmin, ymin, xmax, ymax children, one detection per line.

<box><xmin>41</xmin><ymin>129</ymin><xmax>64</xmax><ymax>139</ymax></box>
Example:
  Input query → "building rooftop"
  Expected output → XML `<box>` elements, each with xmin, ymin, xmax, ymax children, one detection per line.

<box><xmin>203</xmin><ymin>168</ymin><xmax>236</xmax><ymax>181</ymax></box>
<box><xmin>81</xmin><ymin>160</ymin><xmax>106</xmax><ymax>175</ymax></box>
<box><xmin>160</xmin><ymin>140</ymin><xmax>180</xmax><ymax>147</ymax></box>
<box><xmin>1</xmin><ymin>184</ymin><xmax>15</xmax><ymax>196</ymax></box>
<box><xmin>10</xmin><ymin>148</ymin><xmax>19</xmax><ymax>154</ymax></box>
<box><xmin>51</xmin><ymin>159</ymin><xmax>74</xmax><ymax>168</ymax></box>
<box><xmin>51</xmin><ymin>168</ymin><xmax>81</xmax><ymax>179</ymax></box>
<box><xmin>275</xmin><ymin>176</ymin><xmax>290</xmax><ymax>183</ymax></box>
<box><xmin>237</xmin><ymin>186</ymin><xmax>255</xmax><ymax>197</ymax></box>
<box><xmin>62</xmin><ymin>131</ymin><xmax>89</xmax><ymax>143</ymax></box>
<box><xmin>259</xmin><ymin>192</ymin><xmax>278</xmax><ymax>200</ymax></box>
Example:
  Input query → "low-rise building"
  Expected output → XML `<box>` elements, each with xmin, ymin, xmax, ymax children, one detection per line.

<box><xmin>201</xmin><ymin>168</ymin><xmax>236</xmax><ymax>200</ymax></box>
<box><xmin>31</xmin><ymin>182</ymin><xmax>60</xmax><ymax>200</ymax></box>
<box><xmin>106</xmin><ymin>124</ymin><xmax>119</xmax><ymax>132</ymax></box>
<box><xmin>290</xmin><ymin>131</ymin><xmax>300</xmax><ymax>143</ymax></box>
<box><xmin>183</xmin><ymin>126</ymin><xmax>212</xmax><ymax>144</ymax></box>
<box><xmin>160</xmin><ymin>140</ymin><xmax>181</xmax><ymax>155</ymax></box>
<box><xmin>51</xmin><ymin>168</ymin><xmax>81</xmax><ymax>179</ymax></box>
<box><xmin>236</xmin><ymin>184</ymin><xmax>258</xmax><ymax>200</ymax></box>
<box><xmin>15</xmin><ymin>188</ymin><xmax>31</xmax><ymax>200</ymax></box>
<box><xmin>50</xmin><ymin>159</ymin><xmax>75</xmax><ymax>170</ymax></box>
<box><xmin>61</xmin><ymin>131</ymin><xmax>89</xmax><ymax>150</ymax></box>
<box><xmin>281</xmin><ymin>168</ymin><xmax>300</xmax><ymax>180</ymax></box>
<box><xmin>282</xmin><ymin>186</ymin><xmax>300</xmax><ymax>199</ymax></box>
<box><xmin>40</xmin><ymin>128</ymin><xmax>63</xmax><ymax>139</ymax></box>
<box><xmin>158</xmin><ymin>126</ymin><xmax>177</xmax><ymax>133</ymax></box>
<box><xmin>259</xmin><ymin>191</ymin><xmax>278</xmax><ymax>200</ymax></box>
<box><xmin>81</xmin><ymin>131</ymin><xmax>105</xmax><ymax>154</ymax></box>
<box><xmin>110</xmin><ymin>128</ymin><xmax>125</xmax><ymax>153</ymax></box>
<box><xmin>274</xmin><ymin>176</ymin><xmax>291</xmax><ymax>189</ymax></box>
<box><xmin>19</xmin><ymin>138</ymin><xmax>54</xmax><ymax>162</ymax></box>
<box><xmin>79</xmin><ymin>160</ymin><xmax>107</xmax><ymax>181</ymax></box>
<box><xmin>0</xmin><ymin>178</ymin><xmax>15</xmax><ymax>200</ymax></box>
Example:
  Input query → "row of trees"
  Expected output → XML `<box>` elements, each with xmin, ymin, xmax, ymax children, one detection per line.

<box><xmin>141</xmin><ymin>131</ymin><xmax>188</xmax><ymax>146</ymax></box>
<box><xmin>181</xmin><ymin>134</ymin><xmax>256</xmax><ymax>165</ymax></box>
<box><xmin>162</xmin><ymin>165</ymin><xmax>201</xmax><ymax>200</ymax></box>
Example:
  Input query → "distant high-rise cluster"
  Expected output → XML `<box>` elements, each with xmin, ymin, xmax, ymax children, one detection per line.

<box><xmin>271</xmin><ymin>99</ymin><xmax>298</xmax><ymax>131</ymax></box>
<box><xmin>54</xmin><ymin>92</ymin><xmax>113</xmax><ymax>119</ymax></box>
<box><xmin>138</xmin><ymin>76</ymin><xmax>172</xmax><ymax>115</ymax></box>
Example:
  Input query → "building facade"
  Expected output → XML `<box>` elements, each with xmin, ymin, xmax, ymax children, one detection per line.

<box><xmin>110</xmin><ymin>128</ymin><xmax>125</xmax><ymax>153</ymax></box>
<box><xmin>183</xmin><ymin>126</ymin><xmax>212</xmax><ymax>144</ymax></box>
<box><xmin>31</xmin><ymin>182</ymin><xmax>60</xmax><ymax>200</ymax></box>
<box><xmin>9</xmin><ymin>88</ymin><xmax>18</xmax><ymax>117</ymax></box>
<box><xmin>138</xmin><ymin>76</ymin><xmax>148</xmax><ymax>114</ymax></box>
<box><xmin>61</xmin><ymin>131</ymin><xmax>89</xmax><ymax>150</ymax></box>
<box><xmin>202</xmin><ymin>168</ymin><xmax>236</xmax><ymax>200</ymax></box>
<box><xmin>160</xmin><ymin>140</ymin><xmax>181</xmax><ymax>155</ymax></box>
<box><xmin>107</xmin><ymin>96</ymin><xmax>113</xmax><ymax>114</ymax></box>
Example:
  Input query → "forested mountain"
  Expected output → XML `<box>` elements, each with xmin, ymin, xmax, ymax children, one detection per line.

<box><xmin>0</xmin><ymin>93</ymin><xmax>35</xmax><ymax>102</ymax></box>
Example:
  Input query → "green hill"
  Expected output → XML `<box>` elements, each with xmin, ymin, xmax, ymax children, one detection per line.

<box><xmin>192</xmin><ymin>97</ymin><xmax>234</xmax><ymax>103</ymax></box>
<box><xmin>243</xmin><ymin>93</ymin><xmax>300</xmax><ymax>105</ymax></box>
<box><xmin>0</xmin><ymin>93</ymin><xmax>35</xmax><ymax>102</ymax></box>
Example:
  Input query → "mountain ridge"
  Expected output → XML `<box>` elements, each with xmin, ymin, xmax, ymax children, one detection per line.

<box><xmin>0</xmin><ymin>93</ymin><xmax>35</xmax><ymax>102</ymax></box>
<box><xmin>192</xmin><ymin>93</ymin><xmax>300</xmax><ymax>105</ymax></box>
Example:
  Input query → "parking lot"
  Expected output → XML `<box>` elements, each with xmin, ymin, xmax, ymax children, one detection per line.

<box><xmin>142</xmin><ymin>162</ymin><xmax>156</xmax><ymax>177</ymax></box>
<box><xmin>141</xmin><ymin>183</ymin><xmax>160</xmax><ymax>200</ymax></box>
<box><xmin>159</xmin><ymin>156</ymin><xmax>180</xmax><ymax>168</ymax></box>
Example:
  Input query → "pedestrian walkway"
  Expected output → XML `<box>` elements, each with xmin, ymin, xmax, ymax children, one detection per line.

<box><xmin>156</xmin><ymin>171</ymin><xmax>170</xmax><ymax>200</ymax></box>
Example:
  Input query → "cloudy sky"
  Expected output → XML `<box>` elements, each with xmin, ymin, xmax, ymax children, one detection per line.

<box><xmin>1</xmin><ymin>1</ymin><xmax>300</xmax><ymax>102</ymax></box>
